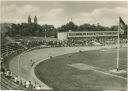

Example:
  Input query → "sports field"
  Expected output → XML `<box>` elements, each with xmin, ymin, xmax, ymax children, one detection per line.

<box><xmin>35</xmin><ymin>47</ymin><xmax>127</xmax><ymax>90</ymax></box>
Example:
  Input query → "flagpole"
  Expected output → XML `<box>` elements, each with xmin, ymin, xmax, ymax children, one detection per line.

<box><xmin>116</xmin><ymin>19</ymin><xmax>120</xmax><ymax>71</ymax></box>
<box><xmin>126</xmin><ymin>25</ymin><xmax>128</xmax><ymax>88</ymax></box>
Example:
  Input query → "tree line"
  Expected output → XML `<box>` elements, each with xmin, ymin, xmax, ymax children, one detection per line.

<box><xmin>1</xmin><ymin>21</ymin><xmax>127</xmax><ymax>38</ymax></box>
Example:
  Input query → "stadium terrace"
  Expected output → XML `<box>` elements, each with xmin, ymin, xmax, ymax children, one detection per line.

<box><xmin>58</xmin><ymin>31</ymin><xmax>118</xmax><ymax>40</ymax></box>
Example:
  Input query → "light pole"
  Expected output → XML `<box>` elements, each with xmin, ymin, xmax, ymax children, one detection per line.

<box><xmin>7</xmin><ymin>45</ymin><xmax>9</xmax><ymax>57</ymax></box>
<box><xmin>45</xmin><ymin>29</ymin><xmax>46</xmax><ymax>38</ymax></box>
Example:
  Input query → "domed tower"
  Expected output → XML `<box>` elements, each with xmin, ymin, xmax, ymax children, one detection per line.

<box><xmin>28</xmin><ymin>16</ymin><xmax>31</xmax><ymax>24</ymax></box>
<box><xmin>34</xmin><ymin>16</ymin><xmax>37</xmax><ymax>24</ymax></box>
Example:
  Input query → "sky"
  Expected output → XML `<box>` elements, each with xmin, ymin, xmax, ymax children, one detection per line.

<box><xmin>1</xmin><ymin>1</ymin><xmax>128</xmax><ymax>27</ymax></box>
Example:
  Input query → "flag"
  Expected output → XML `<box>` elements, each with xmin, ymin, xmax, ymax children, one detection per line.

<box><xmin>119</xmin><ymin>17</ymin><xmax>126</xmax><ymax>34</ymax></box>
<box><xmin>116</xmin><ymin>17</ymin><xmax>126</xmax><ymax>71</ymax></box>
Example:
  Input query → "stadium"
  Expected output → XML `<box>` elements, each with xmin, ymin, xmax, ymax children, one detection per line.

<box><xmin>1</xmin><ymin>39</ymin><xmax>127</xmax><ymax>90</ymax></box>
<box><xmin>1</xmin><ymin>24</ymin><xmax>127</xmax><ymax>90</ymax></box>
<box><xmin>0</xmin><ymin>1</ymin><xmax>128</xmax><ymax>91</ymax></box>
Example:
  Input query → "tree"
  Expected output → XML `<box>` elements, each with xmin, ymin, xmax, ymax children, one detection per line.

<box><xmin>78</xmin><ymin>24</ymin><xmax>91</xmax><ymax>31</ymax></box>
<box><xmin>42</xmin><ymin>24</ymin><xmax>55</xmax><ymax>37</ymax></box>
<box><xmin>66</xmin><ymin>21</ymin><xmax>78</xmax><ymax>31</ymax></box>
<box><xmin>110</xmin><ymin>25</ymin><xmax>118</xmax><ymax>31</ymax></box>
<box><xmin>57</xmin><ymin>21</ymin><xmax>78</xmax><ymax>32</ymax></box>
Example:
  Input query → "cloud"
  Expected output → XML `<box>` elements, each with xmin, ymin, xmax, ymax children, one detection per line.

<box><xmin>1</xmin><ymin>5</ymin><xmax>42</xmax><ymax>23</ymax></box>
<box><xmin>74</xmin><ymin>7</ymin><xmax>128</xmax><ymax>26</ymax></box>
<box><xmin>1</xmin><ymin>5</ymin><xmax>66</xmax><ymax>27</ymax></box>
<box><xmin>1</xmin><ymin>4</ymin><xmax>128</xmax><ymax>27</ymax></box>
<box><xmin>43</xmin><ymin>8</ymin><xmax>64</xmax><ymax>19</ymax></box>
<box><xmin>42</xmin><ymin>8</ymin><xmax>67</xmax><ymax>27</ymax></box>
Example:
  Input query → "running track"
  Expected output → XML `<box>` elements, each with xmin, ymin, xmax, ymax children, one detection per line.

<box><xmin>8</xmin><ymin>45</ymin><xmax>126</xmax><ymax>90</ymax></box>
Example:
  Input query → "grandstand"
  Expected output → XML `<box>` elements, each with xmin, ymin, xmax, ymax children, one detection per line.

<box><xmin>0</xmin><ymin>74</ymin><xmax>25</xmax><ymax>90</ymax></box>
<box><xmin>0</xmin><ymin>39</ymin><xmax>27</xmax><ymax>90</ymax></box>
<box><xmin>58</xmin><ymin>31</ymin><xmax>118</xmax><ymax>40</ymax></box>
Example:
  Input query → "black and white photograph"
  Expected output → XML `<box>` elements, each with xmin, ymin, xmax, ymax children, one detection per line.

<box><xmin>0</xmin><ymin>0</ymin><xmax>128</xmax><ymax>90</ymax></box>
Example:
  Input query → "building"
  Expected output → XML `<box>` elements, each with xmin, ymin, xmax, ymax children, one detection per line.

<box><xmin>28</xmin><ymin>16</ymin><xmax>38</xmax><ymax>24</ymax></box>
<box><xmin>57</xmin><ymin>31</ymin><xmax>118</xmax><ymax>40</ymax></box>
<box><xmin>34</xmin><ymin>16</ymin><xmax>37</xmax><ymax>24</ymax></box>
<box><xmin>28</xmin><ymin>16</ymin><xmax>31</xmax><ymax>24</ymax></box>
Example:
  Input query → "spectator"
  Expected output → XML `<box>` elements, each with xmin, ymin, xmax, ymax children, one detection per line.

<box><xmin>35</xmin><ymin>85</ymin><xmax>41</xmax><ymax>90</ymax></box>
<box><xmin>13</xmin><ymin>76</ymin><xmax>18</xmax><ymax>83</ymax></box>
<box><xmin>25</xmin><ymin>80</ymin><xmax>30</xmax><ymax>88</ymax></box>
<box><xmin>5</xmin><ymin>70</ymin><xmax>10</xmax><ymax>78</ymax></box>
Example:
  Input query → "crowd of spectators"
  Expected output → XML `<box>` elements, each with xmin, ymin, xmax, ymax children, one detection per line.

<box><xmin>65</xmin><ymin>37</ymin><xmax>127</xmax><ymax>47</ymax></box>
<box><xmin>0</xmin><ymin>42</ymin><xmax>42</xmax><ymax>90</ymax></box>
<box><xmin>17</xmin><ymin>37</ymin><xmax>127</xmax><ymax>48</ymax></box>
<box><xmin>0</xmin><ymin>67</ymin><xmax>42</xmax><ymax>90</ymax></box>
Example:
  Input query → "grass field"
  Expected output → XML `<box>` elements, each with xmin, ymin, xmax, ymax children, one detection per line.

<box><xmin>35</xmin><ymin>47</ymin><xmax>127</xmax><ymax>90</ymax></box>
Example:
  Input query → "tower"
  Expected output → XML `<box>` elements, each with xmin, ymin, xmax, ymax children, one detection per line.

<box><xmin>34</xmin><ymin>16</ymin><xmax>37</xmax><ymax>24</ymax></box>
<box><xmin>28</xmin><ymin>16</ymin><xmax>31</xmax><ymax>24</ymax></box>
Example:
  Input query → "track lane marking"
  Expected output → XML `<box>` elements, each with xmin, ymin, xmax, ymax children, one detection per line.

<box><xmin>68</xmin><ymin>63</ymin><xmax>127</xmax><ymax>80</ymax></box>
<box><xmin>92</xmin><ymin>69</ymin><xmax>127</xmax><ymax>80</ymax></box>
